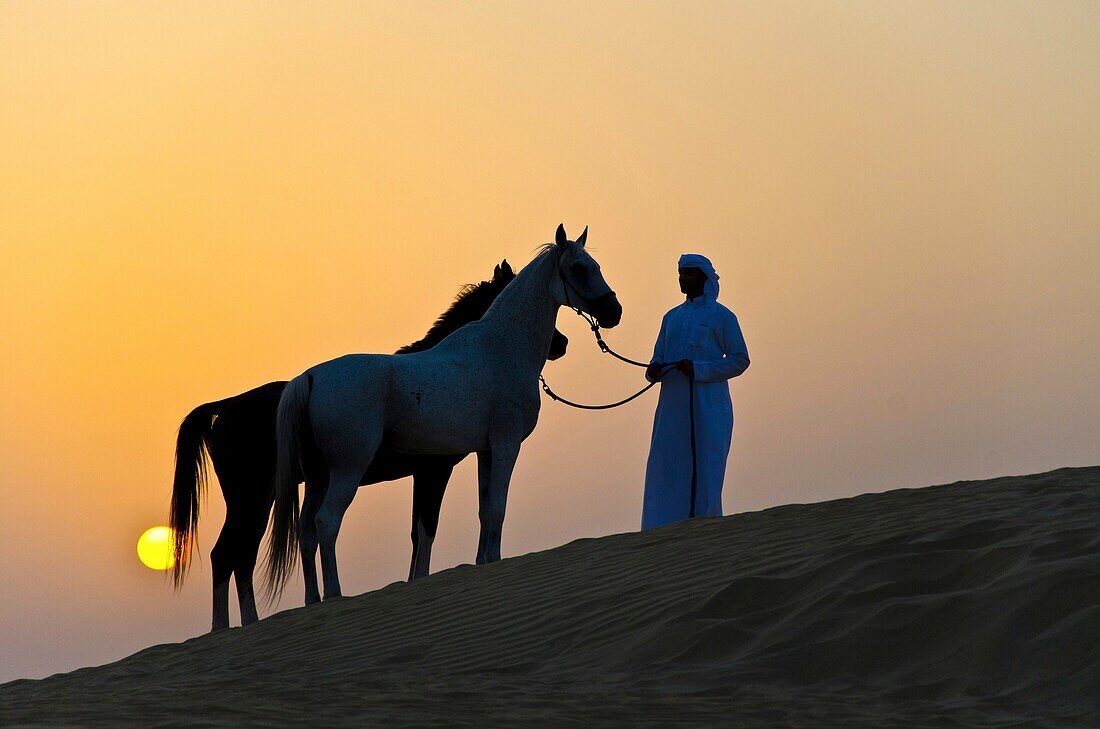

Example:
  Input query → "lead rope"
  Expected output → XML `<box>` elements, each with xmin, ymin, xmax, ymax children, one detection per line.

<box><xmin>539</xmin><ymin>317</ymin><xmax>699</xmax><ymax>516</ymax></box>
<box><xmin>548</xmin><ymin>266</ymin><xmax>698</xmax><ymax>518</ymax></box>
<box><xmin>688</xmin><ymin>369</ymin><xmax>697</xmax><ymax>518</ymax></box>
<box><xmin>538</xmin><ymin>289</ymin><xmax>665</xmax><ymax>409</ymax></box>
<box><xmin>538</xmin><ymin>366</ymin><xmax>671</xmax><ymax>410</ymax></box>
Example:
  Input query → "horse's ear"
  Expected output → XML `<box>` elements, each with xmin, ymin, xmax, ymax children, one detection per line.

<box><xmin>494</xmin><ymin>263</ymin><xmax>502</xmax><ymax>278</ymax></box>
<box><xmin>500</xmin><ymin>259</ymin><xmax>513</xmax><ymax>275</ymax></box>
<box><xmin>555</xmin><ymin>223</ymin><xmax>568</xmax><ymax>247</ymax></box>
<box><xmin>576</xmin><ymin>226</ymin><xmax>588</xmax><ymax>248</ymax></box>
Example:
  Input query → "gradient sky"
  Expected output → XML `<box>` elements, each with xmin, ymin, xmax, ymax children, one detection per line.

<box><xmin>1</xmin><ymin>1</ymin><xmax>1097</xmax><ymax>682</ymax></box>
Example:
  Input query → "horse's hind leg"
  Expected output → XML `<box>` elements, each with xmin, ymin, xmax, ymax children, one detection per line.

<box><xmin>299</xmin><ymin>474</ymin><xmax>328</xmax><ymax>605</ymax></box>
<box><xmin>408</xmin><ymin>463</ymin><xmax>454</xmax><ymax>581</ymax></box>
<box><xmin>209</xmin><ymin>526</ymin><xmax>234</xmax><ymax>631</ymax></box>
<box><xmin>210</xmin><ymin>434</ymin><xmax>260</xmax><ymax>630</ymax></box>
<box><xmin>317</xmin><ymin>456</ymin><xmax>378</xmax><ymax>600</ymax></box>
<box><xmin>232</xmin><ymin>488</ymin><xmax>273</xmax><ymax>627</ymax></box>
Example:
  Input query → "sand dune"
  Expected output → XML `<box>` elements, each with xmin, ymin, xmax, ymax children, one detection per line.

<box><xmin>3</xmin><ymin>467</ymin><xmax>1098</xmax><ymax>727</ymax></box>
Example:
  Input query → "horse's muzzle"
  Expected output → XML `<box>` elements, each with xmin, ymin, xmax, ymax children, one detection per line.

<box><xmin>548</xmin><ymin>331</ymin><xmax>568</xmax><ymax>361</ymax></box>
<box><xmin>592</xmin><ymin>292</ymin><xmax>622</xmax><ymax>328</ymax></box>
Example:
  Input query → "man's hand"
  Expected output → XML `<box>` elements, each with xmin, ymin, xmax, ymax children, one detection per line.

<box><xmin>676</xmin><ymin>359</ymin><xmax>694</xmax><ymax>377</ymax></box>
<box><xmin>646</xmin><ymin>363</ymin><xmax>665</xmax><ymax>381</ymax></box>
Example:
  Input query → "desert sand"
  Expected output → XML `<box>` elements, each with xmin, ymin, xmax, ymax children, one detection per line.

<box><xmin>2</xmin><ymin>466</ymin><xmax>1097</xmax><ymax>727</ymax></box>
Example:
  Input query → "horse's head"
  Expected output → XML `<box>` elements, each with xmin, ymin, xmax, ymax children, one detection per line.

<box><xmin>548</xmin><ymin>330</ymin><xmax>568</xmax><ymax>361</ymax></box>
<box><xmin>552</xmin><ymin>224</ymin><xmax>622</xmax><ymax>328</ymax></box>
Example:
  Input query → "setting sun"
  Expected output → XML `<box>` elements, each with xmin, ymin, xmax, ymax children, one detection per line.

<box><xmin>136</xmin><ymin>527</ymin><xmax>176</xmax><ymax>571</ymax></box>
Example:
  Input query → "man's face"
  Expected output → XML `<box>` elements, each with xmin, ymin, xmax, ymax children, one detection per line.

<box><xmin>678</xmin><ymin>267</ymin><xmax>707</xmax><ymax>297</ymax></box>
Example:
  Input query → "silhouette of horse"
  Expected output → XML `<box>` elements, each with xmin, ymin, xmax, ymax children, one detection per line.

<box><xmin>169</xmin><ymin>260</ymin><xmax>569</xmax><ymax>630</ymax></box>
<box><xmin>266</xmin><ymin>225</ymin><xmax>621</xmax><ymax>602</ymax></box>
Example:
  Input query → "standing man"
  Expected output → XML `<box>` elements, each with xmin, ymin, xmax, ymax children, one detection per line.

<box><xmin>642</xmin><ymin>254</ymin><xmax>749</xmax><ymax>530</ymax></box>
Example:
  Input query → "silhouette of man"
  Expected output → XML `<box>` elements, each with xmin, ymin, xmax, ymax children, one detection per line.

<box><xmin>642</xmin><ymin>254</ymin><xmax>749</xmax><ymax>530</ymax></box>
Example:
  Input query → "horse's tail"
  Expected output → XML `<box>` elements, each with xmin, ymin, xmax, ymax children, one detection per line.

<box><xmin>169</xmin><ymin>399</ymin><xmax>223</xmax><ymax>589</ymax></box>
<box><xmin>264</xmin><ymin>372</ymin><xmax>311</xmax><ymax>601</ymax></box>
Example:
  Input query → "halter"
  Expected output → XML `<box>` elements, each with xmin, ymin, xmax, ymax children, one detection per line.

<box><xmin>556</xmin><ymin>253</ymin><xmax>616</xmax><ymax>323</ymax></box>
<box><xmin>555</xmin><ymin>249</ymin><xmax>632</xmax><ymax>362</ymax></box>
<box><xmin>540</xmin><ymin>250</ymin><xmax>670</xmax><ymax>409</ymax></box>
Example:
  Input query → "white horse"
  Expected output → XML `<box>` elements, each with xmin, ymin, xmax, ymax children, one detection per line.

<box><xmin>266</xmin><ymin>225</ymin><xmax>622</xmax><ymax>601</ymax></box>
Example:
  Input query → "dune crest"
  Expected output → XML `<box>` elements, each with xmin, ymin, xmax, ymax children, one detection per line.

<box><xmin>3</xmin><ymin>467</ymin><xmax>1098</xmax><ymax>727</ymax></box>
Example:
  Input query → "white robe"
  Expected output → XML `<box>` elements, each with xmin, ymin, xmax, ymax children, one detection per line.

<box><xmin>642</xmin><ymin>296</ymin><xmax>749</xmax><ymax>530</ymax></box>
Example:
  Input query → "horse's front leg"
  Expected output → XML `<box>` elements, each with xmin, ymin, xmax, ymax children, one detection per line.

<box><xmin>408</xmin><ymin>462</ymin><xmax>454</xmax><ymax>581</ymax></box>
<box><xmin>475</xmin><ymin>443</ymin><xmax>521</xmax><ymax>565</ymax></box>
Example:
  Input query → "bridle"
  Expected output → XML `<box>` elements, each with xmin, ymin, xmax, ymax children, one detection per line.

<box><xmin>541</xmin><ymin>248</ymin><xmax>673</xmax><ymax>410</ymax></box>
<box><xmin>555</xmin><ymin>250</ymin><xmax>618</xmax><ymax>329</ymax></box>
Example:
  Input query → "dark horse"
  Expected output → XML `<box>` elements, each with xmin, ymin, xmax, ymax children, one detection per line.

<box><xmin>169</xmin><ymin>260</ymin><xmax>568</xmax><ymax>631</ymax></box>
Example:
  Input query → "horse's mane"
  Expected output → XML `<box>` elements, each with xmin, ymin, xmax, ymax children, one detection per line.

<box><xmin>396</xmin><ymin>246</ymin><xmax>567</xmax><ymax>355</ymax></box>
<box><xmin>395</xmin><ymin>276</ymin><xmax>508</xmax><ymax>354</ymax></box>
<box><xmin>535</xmin><ymin>242</ymin><xmax>566</xmax><ymax>258</ymax></box>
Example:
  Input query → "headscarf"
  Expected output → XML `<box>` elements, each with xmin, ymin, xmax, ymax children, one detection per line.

<box><xmin>678</xmin><ymin>253</ymin><xmax>720</xmax><ymax>301</ymax></box>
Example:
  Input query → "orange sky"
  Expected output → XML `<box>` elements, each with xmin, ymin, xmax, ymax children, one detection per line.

<box><xmin>1</xmin><ymin>1</ymin><xmax>1097</xmax><ymax>682</ymax></box>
